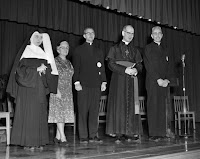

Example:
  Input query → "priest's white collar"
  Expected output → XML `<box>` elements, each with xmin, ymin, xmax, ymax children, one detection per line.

<box><xmin>154</xmin><ymin>41</ymin><xmax>161</xmax><ymax>45</ymax></box>
<box><xmin>86</xmin><ymin>41</ymin><xmax>93</xmax><ymax>45</ymax></box>
<box><xmin>122</xmin><ymin>40</ymin><xmax>129</xmax><ymax>45</ymax></box>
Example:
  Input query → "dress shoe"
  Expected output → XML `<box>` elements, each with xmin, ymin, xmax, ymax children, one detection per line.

<box><xmin>127</xmin><ymin>136</ymin><xmax>141</xmax><ymax>143</ymax></box>
<box><xmin>80</xmin><ymin>139</ymin><xmax>88</xmax><ymax>144</ymax></box>
<box><xmin>54</xmin><ymin>138</ymin><xmax>61</xmax><ymax>144</ymax></box>
<box><xmin>35</xmin><ymin>146</ymin><xmax>44</xmax><ymax>150</ymax></box>
<box><xmin>115</xmin><ymin>139</ymin><xmax>122</xmax><ymax>144</ymax></box>
<box><xmin>115</xmin><ymin>136</ymin><xmax>122</xmax><ymax>144</ymax></box>
<box><xmin>60</xmin><ymin>140</ymin><xmax>68</xmax><ymax>146</ymax></box>
<box><xmin>109</xmin><ymin>134</ymin><xmax>116</xmax><ymax>137</ymax></box>
<box><xmin>149</xmin><ymin>136</ymin><xmax>161</xmax><ymax>142</ymax></box>
<box><xmin>127</xmin><ymin>135</ymin><xmax>140</xmax><ymax>141</ymax></box>
<box><xmin>122</xmin><ymin>135</ymin><xmax>132</xmax><ymax>142</ymax></box>
<box><xmin>24</xmin><ymin>146</ymin><xmax>35</xmax><ymax>151</ymax></box>
<box><xmin>89</xmin><ymin>136</ymin><xmax>103</xmax><ymax>143</ymax></box>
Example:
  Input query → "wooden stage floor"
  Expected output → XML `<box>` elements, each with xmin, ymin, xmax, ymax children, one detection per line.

<box><xmin>0</xmin><ymin>123</ymin><xmax>200</xmax><ymax>159</ymax></box>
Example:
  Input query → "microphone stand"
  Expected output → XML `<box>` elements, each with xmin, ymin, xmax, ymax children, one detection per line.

<box><xmin>182</xmin><ymin>56</ymin><xmax>188</xmax><ymax>138</ymax></box>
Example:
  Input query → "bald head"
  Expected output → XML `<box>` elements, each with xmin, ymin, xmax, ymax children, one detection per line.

<box><xmin>123</xmin><ymin>25</ymin><xmax>134</xmax><ymax>32</ymax></box>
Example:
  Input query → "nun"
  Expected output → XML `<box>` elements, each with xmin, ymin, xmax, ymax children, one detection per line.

<box><xmin>6</xmin><ymin>31</ymin><xmax>58</xmax><ymax>150</ymax></box>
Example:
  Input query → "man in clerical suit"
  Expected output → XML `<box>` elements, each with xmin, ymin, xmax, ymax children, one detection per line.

<box><xmin>72</xmin><ymin>27</ymin><xmax>107</xmax><ymax>144</ymax></box>
<box><xmin>144</xmin><ymin>26</ymin><xmax>174</xmax><ymax>141</ymax></box>
<box><xmin>106</xmin><ymin>25</ymin><xmax>143</xmax><ymax>143</ymax></box>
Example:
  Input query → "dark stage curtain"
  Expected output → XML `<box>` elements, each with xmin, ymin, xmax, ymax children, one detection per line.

<box><xmin>0</xmin><ymin>20</ymin><xmax>113</xmax><ymax>75</ymax></box>
<box><xmin>80</xmin><ymin>0</ymin><xmax>200</xmax><ymax>35</ymax></box>
<box><xmin>0</xmin><ymin>0</ymin><xmax>200</xmax><ymax>121</ymax></box>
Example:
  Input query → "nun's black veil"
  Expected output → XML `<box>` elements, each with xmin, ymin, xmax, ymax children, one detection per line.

<box><xmin>6</xmin><ymin>29</ymin><xmax>44</xmax><ymax>99</ymax></box>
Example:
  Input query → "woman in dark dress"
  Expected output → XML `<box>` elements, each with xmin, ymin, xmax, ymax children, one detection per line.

<box><xmin>6</xmin><ymin>31</ymin><xmax>58</xmax><ymax>150</ymax></box>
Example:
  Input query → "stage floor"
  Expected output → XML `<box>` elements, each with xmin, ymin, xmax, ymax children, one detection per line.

<box><xmin>0</xmin><ymin>123</ymin><xmax>200</xmax><ymax>159</ymax></box>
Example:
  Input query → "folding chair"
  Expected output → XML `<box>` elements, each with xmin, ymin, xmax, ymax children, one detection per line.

<box><xmin>0</xmin><ymin>96</ymin><xmax>14</xmax><ymax>145</ymax></box>
<box><xmin>98</xmin><ymin>95</ymin><xmax>107</xmax><ymax>124</ymax></box>
<box><xmin>65</xmin><ymin>113</ymin><xmax>76</xmax><ymax>135</ymax></box>
<box><xmin>139</xmin><ymin>96</ymin><xmax>147</xmax><ymax>121</ymax></box>
<box><xmin>173</xmin><ymin>96</ymin><xmax>195</xmax><ymax>130</ymax></box>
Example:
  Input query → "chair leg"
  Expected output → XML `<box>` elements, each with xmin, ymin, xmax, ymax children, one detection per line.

<box><xmin>73</xmin><ymin>122</ymin><xmax>76</xmax><ymax>135</ymax></box>
<box><xmin>193</xmin><ymin>116</ymin><xmax>196</xmax><ymax>130</ymax></box>
<box><xmin>178</xmin><ymin>115</ymin><xmax>181</xmax><ymax>130</ymax></box>
<box><xmin>188</xmin><ymin>118</ymin><xmax>190</xmax><ymax>129</ymax></box>
<box><xmin>6</xmin><ymin>115</ymin><xmax>10</xmax><ymax>145</ymax></box>
<box><xmin>175</xmin><ymin>120</ymin><xmax>177</xmax><ymax>130</ymax></box>
<box><xmin>178</xmin><ymin>129</ymin><xmax>181</xmax><ymax>136</ymax></box>
<box><xmin>73</xmin><ymin>113</ymin><xmax>76</xmax><ymax>135</ymax></box>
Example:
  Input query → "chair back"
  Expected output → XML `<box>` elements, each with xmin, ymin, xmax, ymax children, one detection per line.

<box><xmin>173</xmin><ymin>96</ymin><xmax>189</xmax><ymax>113</ymax></box>
<box><xmin>99</xmin><ymin>95</ymin><xmax>107</xmax><ymax>116</ymax></box>
<box><xmin>98</xmin><ymin>95</ymin><xmax>107</xmax><ymax>124</ymax></box>
<box><xmin>1</xmin><ymin>96</ymin><xmax>14</xmax><ymax>117</ymax></box>
<box><xmin>139</xmin><ymin>96</ymin><xmax>146</xmax><ymax>120</ymax></box>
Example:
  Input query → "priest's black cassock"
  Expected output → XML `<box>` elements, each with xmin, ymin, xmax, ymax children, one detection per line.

<box><xmin>143</xmin><ymin>42</ymin><xmax>171</xmax><ymax>137</ymax></box>
<box><xmin>106</xmin><ymin>41</ymin><xmax>143</xmax><ymax>137</ymax></box>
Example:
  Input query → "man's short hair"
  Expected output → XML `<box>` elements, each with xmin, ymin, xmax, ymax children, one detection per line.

<box><xmin>152</xmin><ymin>26</ymin><xmax>162</xmax><ymax>33</ymax></box>
<box><xmin>83</xmin><ymin>27</ymin><xmax>94</xmax><ymax>34</ymax></box>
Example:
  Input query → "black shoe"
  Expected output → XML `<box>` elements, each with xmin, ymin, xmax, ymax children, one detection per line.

<box><xmin>54</xmin><ymin>138</ymin><xmax>61</xmax><ymax>144</ymax></box>
<box><xmin>115</xmin><ymin>136</ymin><xmax>122</xmax><ymax>144</ymax></box>
<box><xmin>126</xmin><ymin>135</ymin><xmax>141</xmax><ymax>143</ymax></box>
<box><xmin>149</xmin><ymin>136</ymin><xmax>161</xmax><ymax>142</ymax></box>
<box><xmin>122</xmin><ymin>135</ymin><xmax>134</xmax><ymax>142</ymax></box>
<box><xmin>133</xmin><ymin>135</ymin><xmax>140</xmax><ymax>140</ymax></box>
<box><xmin>115</xmin><ymin>139</ymin><xmax>122</xmax><ymax>144</ymax></box>
<box><xmin>89</xmin><ymin>136</ymin><xmax>103</xmax><ymax>143</ymax></box>
<box><xmin>160</xmin><ymin>136</ymin><xmax>171</xmax><ymax>141</ymax></box>
<box><xmin>35</xmin><ymin>146</ymin><xmax>44</xmax><ymax>150</ymax></box>
<box><xmin>80</xmin><ymin>139</ymin><xmax>88</xmax><ymax>144</ymax></box>
<box><xmin>60</xmin><ymin>140</ymin><xmax>68</xmax><ymax>146</ymax></box>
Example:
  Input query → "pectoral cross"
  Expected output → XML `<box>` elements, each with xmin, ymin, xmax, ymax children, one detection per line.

<box><xmin>125</xmin><ymin>49</ymin><xmax>129</xmax><ymax>56</ymax></box>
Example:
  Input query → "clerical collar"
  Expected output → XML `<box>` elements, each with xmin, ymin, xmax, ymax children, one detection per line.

<box><xmin>86</xmin><ymin>41</ymin><xmax>93</xmax><ymax>45</ymax></box>
<box><xmin>154</xmin><ymin>41</ymin><xmax>161</xmax><ymax>45</ymax></box>
<box><xmin>122</xmin><ymin>40</ymin><xmax>129</xmax><ymax>45</ymax></box>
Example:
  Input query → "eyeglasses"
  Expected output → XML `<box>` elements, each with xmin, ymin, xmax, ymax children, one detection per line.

<box><xmin>124</xmin><ymin>31</ymin><xmax>134</xmax><ymax>35</ymax></box>
<box><xmin>152</xmin><ymin>32</ymin><xmax>163</xmax><ymax>36</ymax></box>
<box><xmin>60</xmin><ymin>46</ymin><xmax>69</xmax><ymax>50</ymax></box>
<box><xmin>85</xmin><ymin>32</ymin><xmax>95</xmax><ymax>35</ymax></box>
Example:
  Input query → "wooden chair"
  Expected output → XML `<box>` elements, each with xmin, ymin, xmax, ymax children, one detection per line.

<box><xmin>0</xmin><ymin>96</ymin><xmax>14</xmax><ymax>145</ymax></box>
<box><xmin>65</xmin><ymin>113</ymin><xmax>76</xmax><ymax>135</ymax></box>
<box><xmin>139</xmin><ymin>96</ymin><xmax>147</xmax><ymax>121</ymax></box>
<box><xmin>0</xmin><ymin>112</ymin><xmax>11</xmax><ymax>145</ymax></box>
<box><xmin>97</xmin><ymin>95</ymin><xmax>107</xmax><ymax>137</ymax></box>
<box><xmin>173</xmin><ymin>96</ymin><xmax>195</xmax><ymax>130</ymax></box>
<box><xmin>98</xmin><ymin>95</ymin><xmax>107</xmax><ymax>124</ymax></box>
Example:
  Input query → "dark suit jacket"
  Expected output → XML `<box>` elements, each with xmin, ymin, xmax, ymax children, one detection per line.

<box><xmin>144</xmin><ymin>42</ymin><xmax>169</xmax><ymax>85</ymax></box>
<box><xmin>72</xmin><ymin>42</ymin><xmax>106</xmax><ymax>88</ymax></box>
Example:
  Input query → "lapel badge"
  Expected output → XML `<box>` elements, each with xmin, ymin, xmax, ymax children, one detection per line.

<box><xmin>97</xmin><ymin>62</ymin><xmax>102</xmax><ymax>68</ymax></box>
